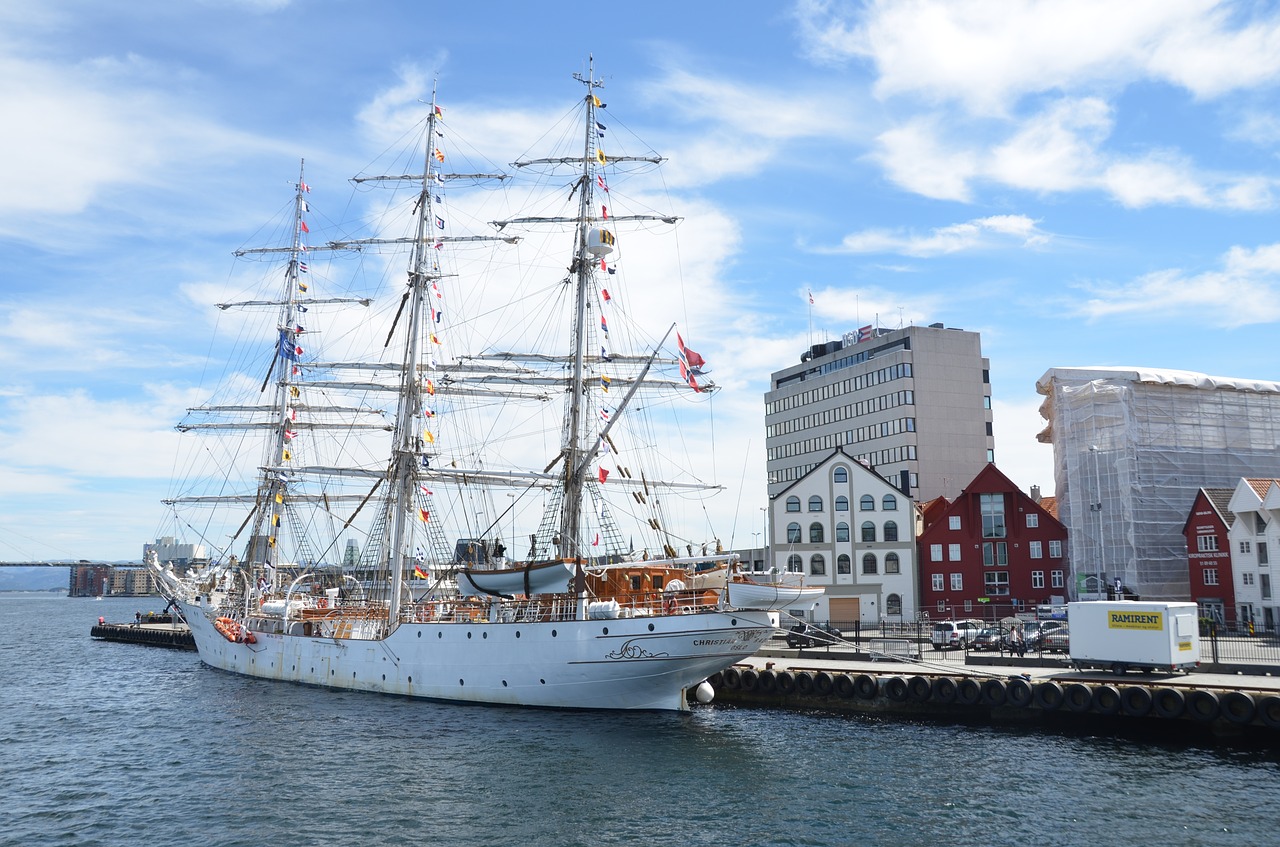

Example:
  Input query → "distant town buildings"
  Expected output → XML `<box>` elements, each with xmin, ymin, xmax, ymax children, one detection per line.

<box><xmin>768</xmin><ymin>447</ymin><xmax>919</xmax><ymax>626</ymax></box>
<box><xmin>143</xmin><ymin>536</ymin><xmax>207</xmax><ymax>567</ymax></box>
<box><xmin>765</xmin><ymin>324</ymin><xmax>993</xmax><ymax>503</ymax></box>
<box><xmin>1037</xmin><ymin>367</ymin><xmax>1280</xmax><ymax>601</ymax></box>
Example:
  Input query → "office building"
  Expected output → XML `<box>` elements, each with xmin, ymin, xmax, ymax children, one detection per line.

<box><xmin>765</xmin><ymin>323</ymin><xmax>994</xmax><ymax>502</ymax></box>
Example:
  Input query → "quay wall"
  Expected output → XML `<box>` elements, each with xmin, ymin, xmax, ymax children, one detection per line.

<box><xmin>705</xmin><ymin>662</ymin><xmax>1280</xmax><ymax>740</ymax></box>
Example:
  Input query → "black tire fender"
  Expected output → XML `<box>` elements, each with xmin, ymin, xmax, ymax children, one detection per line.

<box><xmin>854</xmin><ymin>674</ymin><xmax>879</xmax><ymax>700</ymax></box>
<box><xmin>1152</xmin><ymin>687</ymin><xmax>1185</xmax><ymax>719</ymax></box>
<box><xmin>1221</xmin><ymin>691</ymin><xmax>1256</xmax><ymax>724</ymax></box>
<box><xmin>884</xmin><ymin>676</ymin><xmax>909</xmax><ymax>702</ymax></box>
<box><xmin>1187</xmin><ymin>689</ymin><xmax>1220</xmax><ymax>721</ymax></box>
<box><xmin>1120</xmin><ymin>686</ymin><xmax>1153</xmax><ymax>718</ymax></box>
<box><xmin>1033</xmin><ymin>681</ymin><xmax>1064</xmax><ymax>710</ymax></box>
<box><xmin>1092</xmin><ymin>684</ymin><xmax>1121</xmax><ymax>715</ymax></box>
<box><xmin>907</xmin><ymin>675</ymin><xmax>932</xmax><ymax>702</ymax></box>
<box><xmin>1006</xmin><ymin>677</ymin><xmax>1033</xmax><ymax>708</ymax></box>
<box><xmin>1065</xmin><ymin>683</ymin><xmax>1093</xmax><ymax>713</ymax></box>
<box><xmin>931</xmin><ymin>677</ymin><xmax>958</xmax><ymax>704</ymax></box>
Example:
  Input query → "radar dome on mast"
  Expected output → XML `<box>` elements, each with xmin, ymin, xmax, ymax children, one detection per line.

<box><xmin>586</xmin><ymin>228</ymin><xmax>615</xmax><ymax>257</ymax></box>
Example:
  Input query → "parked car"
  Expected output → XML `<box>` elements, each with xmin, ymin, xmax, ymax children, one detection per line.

<box><xmin>999</xmin><ymin>619</ymin><xmax>1067</xmax><ymax>651</ymax></box>
<box><xmin>971</xmin><ymin>627</ymin><xmax>1011</xmax><ymax>651</ymax></box>
<box><xmin>786</xmin><ymin>622</ymin><xmax>843</xmax><ymax>649</ymax></box>
<box><xmin>1040</xmin><ymin>627</ymin><xmax>1070</xmax><ymax>653</ymax></box>
<box><xmin>930</xmin><ymin>619</ymin><xmax>984</xmax><ymax>650</ymax></box>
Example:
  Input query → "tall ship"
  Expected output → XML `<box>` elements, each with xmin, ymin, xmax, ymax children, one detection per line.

<box><xmin>152</xmin><ymin>60</ymin><xmax>809</xmax><ymax>711</ymax></box>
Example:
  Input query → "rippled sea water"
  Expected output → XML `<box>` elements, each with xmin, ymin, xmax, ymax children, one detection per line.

<box><xmin>4</xmin><ymin>594</ymin><xmax>1280</xmax><ymax>847</ymax></box>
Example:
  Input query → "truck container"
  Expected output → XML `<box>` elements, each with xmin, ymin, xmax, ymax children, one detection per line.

<box><xmin>1067</xmin><ymin>601</ymin><xmax>1200</xmax><ymax>674</ymax></box>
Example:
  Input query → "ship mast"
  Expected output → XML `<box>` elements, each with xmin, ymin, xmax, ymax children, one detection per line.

<box><xmin>384</xmin><ymin>89</ymin><xmax>444</xmax><ymax>625</ymax></box>
<box><xmin>557</xmin><ymin>57</ymin><xmax>604</xmax><ymax>561</ymax></box>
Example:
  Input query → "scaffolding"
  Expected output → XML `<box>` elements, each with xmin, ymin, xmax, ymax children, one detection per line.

<box><xmin>1037</xmin><ymin>367</ymin><xmax>1280</xmax><ymax>600</ymax></box>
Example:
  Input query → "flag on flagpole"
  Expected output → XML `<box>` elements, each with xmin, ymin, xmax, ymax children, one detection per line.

<box><xmin>300</xmin><ymin>181</ymin><xmax>311</xmax><ymax>193</ymax></box>
<box><xmin>300</xmin><ymin>220</ymin><xmax>309</xmax><ymax>233</ymax></box>
<box><xmin>413</xmin><ymin>564</ymin><xmax>429</xmax><ymax>579</ymax></box>
<box><xmin>419</xmin><ymin>508</ymin><xmax>430</xmax><ymax>523</ymax></box>
<box><xmin>598</xmin><ymin>467</ymin><xmax>609</xmax><ymax>483</ymax></box>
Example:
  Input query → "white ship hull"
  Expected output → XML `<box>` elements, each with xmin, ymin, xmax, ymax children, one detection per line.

<box><xmin>182</xmin><ymin>601</ymin><xmax>774</xmax><ymax>711</ymax></box>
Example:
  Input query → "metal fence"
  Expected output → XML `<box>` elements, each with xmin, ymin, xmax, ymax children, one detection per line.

<box><xmin>782</xmin><ymin>618</ymin><xmax>1280</xmax><ymax>671</ymax></box>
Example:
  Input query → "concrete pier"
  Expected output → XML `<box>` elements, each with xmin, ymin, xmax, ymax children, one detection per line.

<box><xmin>707</xmin><ymin>652</ymin><xmax>1280</xmax><ymax>739</ymax></box>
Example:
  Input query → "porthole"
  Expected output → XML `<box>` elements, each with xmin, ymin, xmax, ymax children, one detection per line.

<box><xmin>459</xmin><ymin>679</ymin><xmax>465</xmax><ymax>686</ymax></box>
<box><xmin>418</xmin><ymin>631</ymin><xmax>422</xmax><ymax>638</ymax></box>
<box><xmin>648</xmin><ymin>623</ymin><xmax>655</xmax><ymax>632</ymax></box>
<box><xmin>382</xmin><ymin>674</ymin><xmax>385</xmax><ymax>681</ymax></box>
<box><xmin>467</xmin><ymin>632</ymin><xmax>473</xmax><ymax>639</ymax></box>
<box><xmin>408</xmin><ymin>676</ymin><xmax>412</xmax><ymax>683</ymax></box>
<box><xmin>482</xmin><ymin>632</ymin><xmax>488</xmax><ymax>639</ymax></box>
<box><xmin>551</xmin><ymin>630</ymin><xmax>557</xmax><ymax>637</ymax></box>
<box><xmin>437</xmin><ymin>632</ymin><xmax>443</xmax><ymax>639</ymax></box>
<box><xmin>502</xmin><ymin>680</ymin><xmax>508</xmax><ymax>687</ymax></box>
<box><xmin>540</xmin><ymin>678</ymin><xmax>546</xmax><ymax>684</ymax></box>
<box><xmin>516</xmin><ymin>631</ymin><xmax>521</xmax><ymax>638</ymax></box>
<box><xmin>602</xmin><ymin>627</ymin><xmax>609</xmax><ymax>635</ymax></box>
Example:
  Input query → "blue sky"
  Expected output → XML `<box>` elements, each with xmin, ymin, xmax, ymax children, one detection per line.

<box><xmin>4</xmin><ymin>0</ymin><xmax>1280</xmax><ymax>562</ymax></box>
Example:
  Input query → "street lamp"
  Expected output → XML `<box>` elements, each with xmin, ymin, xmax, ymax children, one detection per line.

<box><xmin>1089</xmin><ymin>445</ymin><xmax>1103</xmax><ymax>598</ymax></box>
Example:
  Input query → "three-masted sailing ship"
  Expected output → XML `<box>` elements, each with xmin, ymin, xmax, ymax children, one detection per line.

<box><xmin>152</xmin><ymin>60</ymin><xmax>794</xmax><ymax>711</ymax></box>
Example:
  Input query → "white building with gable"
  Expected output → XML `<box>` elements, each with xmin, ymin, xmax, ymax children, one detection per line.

<box><xmin>1226</xmin><ymin>478</ymin><xmax>1279</xmax><ymax>631</ymax></box>
<box><xmin>769</xmin><ymin>447</ymin><xmax>918</xmax><ymax>626</ymax></box>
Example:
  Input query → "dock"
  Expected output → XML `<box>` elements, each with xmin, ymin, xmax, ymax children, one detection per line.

<box><xmin>708</xmin><ymin>648</ymin><xmax>1280</xmax><ymax>739</ymax></box>
<box><xmin>90</xmin><ymin>618</ymin><xmax>195</xmax><ymax>651</ymax></box>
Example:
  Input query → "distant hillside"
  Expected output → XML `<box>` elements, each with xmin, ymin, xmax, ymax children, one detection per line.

<box><xmin>0</xmin><ymin>567</ymin><xmax>69</xmax><ymax>592</ymax></box>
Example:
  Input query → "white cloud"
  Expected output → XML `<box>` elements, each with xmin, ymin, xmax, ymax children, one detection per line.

<box><xmin>1074</xmin><ymin>241</ymin><xmax>1280</xmax><ymax>326</ymax></box>
<box><xmin>797</xmin><ymin>0</ymin><xmax>1280</xmax><ymax>115</ymax></box>
<box><xmin>871</xmin><ymin>116</ymin><xmax>980</xmax><ymax>201</ymax></box>
<box><xmin>823</xmin><ymin>214</ymin><xmax>1050</xmax><ymax>256</ymax></box>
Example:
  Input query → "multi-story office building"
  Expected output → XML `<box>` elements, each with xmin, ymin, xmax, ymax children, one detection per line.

<box><xmin>765</xmin><ymin>323</ymin><xmax>994</xmax><ymax>502</ymax></box>
<box><xmin>1037</xmin><ymin>366</ymin><xmax>1280</xmax><ymax>601</ymax></box>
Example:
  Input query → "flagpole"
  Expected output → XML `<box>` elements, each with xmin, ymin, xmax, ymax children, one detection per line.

<box><xmin>807</xmin><ymin>289</ymin><xmax>814</xmax><ymax>347</ymax></box>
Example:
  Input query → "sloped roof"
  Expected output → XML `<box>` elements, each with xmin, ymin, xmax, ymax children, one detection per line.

<box><xmin>1038</xmin><ymin>496</ymin><xmax>1059</xmax><ymax>520</ymax></box>
<box><xmin>1246</xmin><ymin>478</ymin><xmax>1276</xmax><ymax>499</ymax></box>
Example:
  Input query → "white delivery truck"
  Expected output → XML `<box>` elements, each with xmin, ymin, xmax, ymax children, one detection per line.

<box><xmin>1068</xmin><ymin>601</ymin><xmax>1201</xmax><ymax>674</ymax></box>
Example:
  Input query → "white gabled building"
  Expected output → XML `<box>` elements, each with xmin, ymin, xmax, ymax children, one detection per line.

<box><xmin>1226</xmin><ymin>478</ymin><xmax>1280</xmax><ymax>632</ymax></box>
<box><xmin>769</xmin><ymin>447</ymin><xmax>918</xmax><ymax>627</ymax></box>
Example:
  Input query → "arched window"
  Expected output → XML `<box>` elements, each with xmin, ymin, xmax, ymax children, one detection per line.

<box><xmin>786</xmin><ymin>554</ymin><xmax>803</xmax><ymax>573</ymax></box>
<box><xmin>834</xmin><ymin>467</ymin><xmax>848</xmax><ymax>483</ymax></box>
<box><xmin>809</xmin><ymin>522</ymin><xmax>825</xmax><ymax>543</ymax></box>
<box><xmin>837</xmin><ymin>554</ymin><xmax>852</xmax><ymax>574</ymax></box>
<box><xmin>785</xmin><ymin>496</ymin><xmax>801</xmax><ymax>513</ymax></box>
<box><xmin>808</xmin><ymin>495</ymin><xmax>824</xmax><ymax>512</ymax></box>
<box><xmin>810</xmin><ymin>554</ymin><xmax>826</xmax><ymax>575</ymax></box>
<box><xmin>884</xmin><ymin>520</ymin><xmax>899</xmax><ymax>542</ymax></box>
<box><xmin>836</xmin><ymin>522</ymin><xmax>850</xmax><ymax>542</ymax></box>
<box><xmin>885</xmin><ymin>552</ymin><xmax>901</xmax><ymax>574</ymax></box>
<box><xmin>786</xmin><ymin>522</ymin><xmax>801</xmax><ymax>543</ymax></box>
<box><xmin>835</xmin><ymin>495</ymin><xmax>849</xmax><ymax>512</ymax></box>
<box><xmin>886</xmin><ymin>593</ymin><xmax>902</xmax><ymax>615</ymax></box>
<box><xmin>882</xmin><ymin>493</ymin><xmax>898</xmax><ymax>511</ymax></box>
<box><xmin>862</xmin><ymin>553</ymin><xmax>878</xmax><ymax>574</ymax></box>
<box><xmin>861</xmin><ymin>521</ymin><xmax>876</xmax><ymax>542</ymax></box>
<box><xmin>860</xmin><ymin>494</ymin><xmax>875</xmax><ymax>511</ymax></box>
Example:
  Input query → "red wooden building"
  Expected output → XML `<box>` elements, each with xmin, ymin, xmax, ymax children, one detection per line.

<box><xmin>1182</xmin><ymin>487</ymin><xmax>1236</xmax><ymax>626</ymax></box>
<box><xmin>918</xmin><ymin>464</ymin><xmax>1068</xmax><ymax>622</ymax></box>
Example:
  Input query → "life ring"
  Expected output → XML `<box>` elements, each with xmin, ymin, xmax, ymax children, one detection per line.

<box><xmin>317</xmin><ymin>597</ymin><xmax>330</xmax><ymax>610</ymax></box>
<box><xmin>1120</xmin><ymin>686</ymin><xmax>1153</xmax><ymax>718</ymax></box>
<box><xmin>1152</xmin><ymin>687</ymin><xmax>1185</xmax><ymax>719</ymax></box>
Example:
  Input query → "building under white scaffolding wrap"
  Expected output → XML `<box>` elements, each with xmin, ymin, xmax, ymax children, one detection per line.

<box><xmin>1037</xmin><ymin>367</ymin><xmax>1280</xmax><ymax>601</ymax></box>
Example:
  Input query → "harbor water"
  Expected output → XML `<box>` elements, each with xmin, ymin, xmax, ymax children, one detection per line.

<box><xmin>4</xmin><ymin>594</ymin><xmax>1280</xmax><ymax>847</ymax></box>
